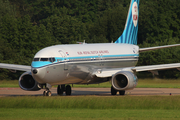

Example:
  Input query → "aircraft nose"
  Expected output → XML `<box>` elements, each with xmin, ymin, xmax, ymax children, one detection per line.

<box><xmin>31</xmin><ymin>67</ymin><xmax>46</xmax><ymax>83</ymax></box>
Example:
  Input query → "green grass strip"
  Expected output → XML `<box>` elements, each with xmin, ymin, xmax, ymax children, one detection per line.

<box><xmin>1</xmin><ymin>96</ymin><xmax>180</xmax><ymax>110</ymax></box>
<box><xmin>0</xmin><ymin>80</ymin><xmax>19</xmax><ymax>88</ymax></box>
<box><xmin>136</xmin><ymin>79</ymin><xmax>180</xmax><ymax>88</ymax></box>
<box><xmin>0</xmin><ymin>108</ymin><xmax>180</xmax><ymax>120</ymax></box>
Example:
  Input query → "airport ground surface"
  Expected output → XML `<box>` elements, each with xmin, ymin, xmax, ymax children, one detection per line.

<box><xmin>0</xmin><ymin>87</ymin><xmax>180</xmax><ymax>97</ymax></box>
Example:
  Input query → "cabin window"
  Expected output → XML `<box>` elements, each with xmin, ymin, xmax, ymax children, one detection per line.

<box><xmin>57</xmin><ymin>59</ymin><xmax>62</xmax><ymax>62</ymax></box>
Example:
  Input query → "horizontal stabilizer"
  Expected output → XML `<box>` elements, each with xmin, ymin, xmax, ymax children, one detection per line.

<box><xmin>139</xmin><ymin>44</ymin><xmax>180</xmax><ymax>52</ymax></box>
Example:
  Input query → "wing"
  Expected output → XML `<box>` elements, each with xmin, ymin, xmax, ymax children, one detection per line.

<box><xmin>93</xmin><ymin>63</ymin><xmax>180</xmax><ymax>78</ymax></box>
<box><xmin>132</xmin><ymin>63</ymin><xmax>180</xmax><ymax>72</ymax></box>
<box><xmin>0</xmin><ymin>63</ymin><xmax>31</xmax><ymax>71</ymax></box>
<box><xmin>139</xmin><ymin>44</ymin><xmax>180</xmax><ymax>52</ymax></box>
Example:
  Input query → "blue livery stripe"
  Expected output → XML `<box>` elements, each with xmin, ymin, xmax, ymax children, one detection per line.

<box><xmin>31</xmin><ymin>54</ymin><xmax>139</xmax><ymax>68</ymax></box>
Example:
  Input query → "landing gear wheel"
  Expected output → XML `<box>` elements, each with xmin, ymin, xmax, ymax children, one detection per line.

<box><xmin>43</xmin><ymin>89</ymin><xmax>51</xmax><ymax>96</ymax></box>
<box><xmin>65</xmin><ymin>85</ymin><xmax>71</xmax><ymax>95</ymax></box>
<box><xmin>43</xmin><ymin>91</ymin><xmax>46</xmax><ymax>96</ymax></box>
<box><xmin>57</xmin><ymin>85</ymin><xmax>63</xmax><ymax>95</ymax></box>
<box><xmin>119</xmin><ymin>90</ymin><xmax>125</xmax><ymax>95</ymax></box>
<box><xmin>47</xmin><ymin>91</ymin><xmax>52</xmax><ymax>96</ymax></box>
<box><xmin>111</xmin><ymin>86</ymin><xmax>117</xmax><ymax>95</ymax></box>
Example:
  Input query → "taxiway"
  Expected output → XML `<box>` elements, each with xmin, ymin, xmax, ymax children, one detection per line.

<box><xmin>0</xmin><ymin>88</ymin><xmax>180</xmax><ymax>97</ymax></box>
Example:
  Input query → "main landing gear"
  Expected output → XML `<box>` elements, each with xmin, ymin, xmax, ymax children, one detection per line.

<box><xmin>57</xmin><ymin>85</ymin><xmax>72</xmax><ymax>96</ymax></box>
<box><xmin>111</xmin><ymin>86</ymin><xmax>125</xmax><ymax>95</ymax></box>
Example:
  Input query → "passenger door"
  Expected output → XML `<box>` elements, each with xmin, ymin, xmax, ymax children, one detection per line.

<box><xmin>59</xmin><ymin>50</ymin><xmax>68</xmax><ymax>70</ymax></box>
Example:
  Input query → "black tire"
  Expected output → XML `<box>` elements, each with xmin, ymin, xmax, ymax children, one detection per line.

<box><xmin>65</xmin><ymin>85</ymin><xmax>71</xmax><ymax>95</ymax></box>
<box><xmin>119</xmin><ymin>90</ymin><xmax>125</xmax><ymax>95</ymax></box>
<box><xmin>61</xmin><ymin>85</ymin><xmax>65</xmax><ymax>91</ymax></box>
<box><xmin>43</xmin><ymin>91</ymin><xmax>46</xmax><ymax>96</ymax></box>
<box><xmin>57</xmin><ymin>85</ymin><xmax>63</xmax><ymax>95</ymax></box>
<box><xmin>111</xmin><ymin>86</ymin><xmax>117</xmax><ymax>95</ymax></box>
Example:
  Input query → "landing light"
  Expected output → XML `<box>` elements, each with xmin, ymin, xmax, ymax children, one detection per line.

<box><xmin>97</xmin><ymin>69</ymin><xmax>102</xmax><ymax>74</ymax></box>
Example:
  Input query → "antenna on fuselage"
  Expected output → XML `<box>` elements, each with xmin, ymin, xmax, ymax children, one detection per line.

<box><xmin>76</xmin><ymin>40</ymin><xmax>86</xmax><ymax>44</ymax></box>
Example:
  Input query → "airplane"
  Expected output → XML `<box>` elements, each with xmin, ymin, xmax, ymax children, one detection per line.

<box><xmin>1</xmin><ymin>0</ymin><xmax>180</xmax><ymax>96</ymax></box>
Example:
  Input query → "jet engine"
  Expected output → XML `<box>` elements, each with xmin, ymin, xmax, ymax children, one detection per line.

<box><xmin>19</xmin><ymin>71</ymin><xmax>41</xmax><ymax>91</ymax></box>
<box><xmin>111</xmin><ymin>71</ymin><xmax>138</xmax><ymax>91</ymax></box>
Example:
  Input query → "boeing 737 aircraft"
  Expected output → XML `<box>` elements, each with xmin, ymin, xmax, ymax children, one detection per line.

<box><xmin>1</xmin><ymin>0</ymin><xmax>180</xmax><ymax>96</ymax></box>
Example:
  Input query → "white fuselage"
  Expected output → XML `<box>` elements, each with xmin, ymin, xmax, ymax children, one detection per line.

<box><xmin>31</xmin><ymin>43</ymin><xmax>139</xmax><ymax>85</ymax></box>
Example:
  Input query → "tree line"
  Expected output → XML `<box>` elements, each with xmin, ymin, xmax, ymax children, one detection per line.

<box><xmin>0</xmin><ymin>0</ymin><xmax>180</xmax><ymax>79</ymax></box>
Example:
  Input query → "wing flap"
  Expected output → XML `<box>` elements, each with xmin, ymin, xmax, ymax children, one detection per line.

<box><xmin>0</xmin><ymin>63</ymin><xmax>31</xmax><ymax>71</ymax></box>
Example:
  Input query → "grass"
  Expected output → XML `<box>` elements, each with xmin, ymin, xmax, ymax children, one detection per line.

<box><xmin>137</xmin><ymin>79</ymin><xmax>180</xmax><ymax>88</ymax></box>
<box><xmin>0</xmin><ymin>108</ymin><xmax>180</xmax><ymax>120</ymax></box>
<box><xmin>0</xmin><ymin>80</ymin><xmax>19</xmax><ymax>88</ymax></box>
<box><xmin>1</xmin><ymin>96</ymin><xmax>180</xmax><ymax>109</ymax></box>
<box><xmin>1</xmin><ymin>78</ymin><xmax>180</xmax><ymax>88</ymax></box>
<box><xmin>1</xmin><ymin>96</ymin><xmax>180</xmax><ymax>120</ymax></box>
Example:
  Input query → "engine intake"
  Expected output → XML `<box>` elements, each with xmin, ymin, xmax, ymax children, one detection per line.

<box><xmin>111</xmin><ymin>71</ymin><xmax>137</xmax><ymax>91</ymax></box>
<box><xmin>19</xmin><ymin>71</ymin><xmax>41</xmax><ymax>91</ymax></box>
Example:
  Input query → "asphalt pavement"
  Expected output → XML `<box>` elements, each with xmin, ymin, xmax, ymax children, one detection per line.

<box><xmin>0</xmin><ymin>87</ymin><xmax>180</xmax><ymax>97</ymax></box>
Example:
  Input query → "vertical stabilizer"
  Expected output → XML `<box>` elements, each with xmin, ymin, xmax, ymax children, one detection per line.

<box><xmin>115</xmin><ymin>0</ymin><xmax>140</xmax><ymax>44</ymax></box>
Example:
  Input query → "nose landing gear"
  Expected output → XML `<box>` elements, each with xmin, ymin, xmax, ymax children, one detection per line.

<box><xmin>41</xmin><ymin>83</ymin><xmax>52</xmax><ymax>96</ymax></box>
<box><xmin>43</xmin><ymin>89</ymin><xmax>52</xmax><ymax>96</ymax></box>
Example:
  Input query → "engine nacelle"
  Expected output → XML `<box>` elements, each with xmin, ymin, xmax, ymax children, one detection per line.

<box><xmin>19</xmin><ymin>71</ymin><xmax>41</xmax><ymax>91</ymax></box>
<box><xmin>111</xmin><ymin>71</ymin><xmax>138</xmax><ymax>91</ymax></box>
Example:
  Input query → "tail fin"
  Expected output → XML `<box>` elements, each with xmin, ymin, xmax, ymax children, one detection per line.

<box><xmin>115</xmin><ymin>0</ymin><xmax>140</xmax><ymax>45</ymax></box>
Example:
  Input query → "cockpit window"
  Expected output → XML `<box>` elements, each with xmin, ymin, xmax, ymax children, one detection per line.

<box><xmin>49</xmin><ymin>58</ymin><xmax>55</xmax><ymax>62</ymax></box>
<box><xmin>33</xmin><ymin>58</ymin><xmax>39</xmax><ymax>61</ymax></box>
<box><xmin>40</xmin><ymin>58</ymin><xmax>49</xmax><ymax>61</ymax></box>
<box><xmin>33</xmin><ymin>57</ymin><xmax>56</xmax><ymax>62</ymax></box>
